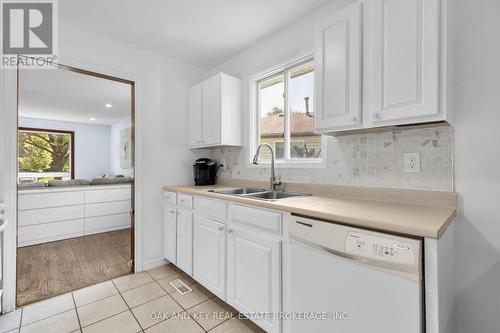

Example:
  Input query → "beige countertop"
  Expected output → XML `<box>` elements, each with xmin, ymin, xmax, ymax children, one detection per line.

<box><xmin>163</xmin><ymin>181</ymin><xmax>457</xmax><ymax>239</ymax></box>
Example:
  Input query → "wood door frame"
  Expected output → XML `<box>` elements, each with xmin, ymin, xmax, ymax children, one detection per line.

<box><xmin>18</xmin><ymin>127</ymin><xmax>76</xmax><ymax>180</ymax></box>
<box><xmin>1</xmin><ymin>55</ymin><xmax>144</xmax><ymax>312</ymax></box>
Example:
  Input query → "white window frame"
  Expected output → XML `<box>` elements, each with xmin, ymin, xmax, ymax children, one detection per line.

<box><xmin>249</xmin><ymin>54</ymin><xmax>327</xmax><ymax>168</ymax></box>
<box><xmin>18</xmin><ymin>128</ymin><xmax>74</xmax><ymax>181</ymax></box>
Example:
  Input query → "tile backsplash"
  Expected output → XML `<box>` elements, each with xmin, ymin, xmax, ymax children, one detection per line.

<box><xmin>210</xmin><ymin>125</ymin><xmax>453</xmax><ymax>191</ymax></box>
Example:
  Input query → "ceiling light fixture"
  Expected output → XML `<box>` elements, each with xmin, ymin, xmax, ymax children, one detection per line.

<box><xmin>105</xmin><ymin>103</ymin><xmax>112</xmax><ymax>108</ymax></box>
<box><xmin>90</xmin><ymin>118</ymin><xmax>96</xmax><ymax>121</ymax></box>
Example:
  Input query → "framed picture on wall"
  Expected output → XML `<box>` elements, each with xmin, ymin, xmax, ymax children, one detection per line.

<box><xmin>120</xmin><ymin>127</ymin><xmax>132</xmax><ymax>169</ymax></box>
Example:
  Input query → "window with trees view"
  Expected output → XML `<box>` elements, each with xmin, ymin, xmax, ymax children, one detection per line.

<box><xmin>18</xmin><ymin>128</ymin><xmax>74</xmax><ymax>181</ymax></box>
<box><xmin>253</xmin><ymin>57</ymin><xmax>324</xmax><ymax>164</ymax></box>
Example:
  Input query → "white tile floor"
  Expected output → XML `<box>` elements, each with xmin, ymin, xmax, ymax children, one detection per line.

<box><xmin>1</xmin><ymin>264</ymin><xmax>265</xmax><ymax>333</ymax></box>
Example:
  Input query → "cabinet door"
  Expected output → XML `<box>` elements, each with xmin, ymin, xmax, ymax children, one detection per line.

<box><xmin>370</xmin><ymin>0</ymin><xmax>440</xmax><ymax>123</ymax></box>
<box><xmin>193</xmin><ymin>216</ymin><xmax>226</xmax><ymax>299</ymax></box>
<box><xmin>314</xmin><ymin>2</ymin><xmax>362</xmax><ymax>133</ymax></box>
<box><xmin>227</xmin><ymin>227</ymin><xmax>281</xmax><ymax>333</ymax></box>
<box><xmin>163</xmin><ymin>205</ymin><xmax>177</xmax><ymax>264</ymax></box>
<box><xmin>176</xmin><ymin>211</ymin><xmax>193</xmax><ymax>275</ymax></box>
<box><xmin>188</xmin><ymin>83</ymin><xmax>203</xmax><ymax>147</ymax></box>
<box><xmin>201</xmin><ymin>75</ymin><xmax>221</xmax><ymax>145</ymax></box>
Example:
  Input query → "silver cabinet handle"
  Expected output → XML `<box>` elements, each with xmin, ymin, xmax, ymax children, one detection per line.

<box><xmin>227</xmin><ymin>229</ymin><xmax>233</xmax><ymax>234</ymax></box>
<box><xmin>218</xmin><ymin>226</ymin><xmax>224</xmax><ymax>231</ymax></box>
<box><xmin>170</xmin><ymin>210</ymin><xmax>175</xmax><ymax>214</ymax></box>
<box><xmin>372</xmin><ymin>112</ymin><xmax>381</xmax><ymax>120</ymax></box>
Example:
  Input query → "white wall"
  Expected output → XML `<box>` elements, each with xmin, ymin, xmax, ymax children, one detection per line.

<box><xmin>110</xmin><ymin>115</ymin><xmax>133</xmax><ymax>176</ymax></box>
<box><xmin>58</xmin><ymin>19</ymin><xmax>208</xmax><ymax>268</ymax></box>
<box><xmin>207</xmin><ymin>0</ymin><xmax>453</xmax><ymax>191</ymax></box>
<box><xmin>18</xmin><ymin>117</ymin><xmax>111</xmax><ymax>180</ymax></box>
<box><xmin>451</xmin><ymin>0</ymin><xmax>500</xmax><ymax>332</ymax></box>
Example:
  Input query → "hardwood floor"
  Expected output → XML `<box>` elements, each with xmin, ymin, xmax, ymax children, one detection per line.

<box><xmin>17</xmin><ymin>229</ymin><xmax>132</xmax><ymax>307</ymax></box>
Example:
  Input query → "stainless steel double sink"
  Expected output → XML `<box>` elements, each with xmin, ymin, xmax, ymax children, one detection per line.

<box><xmin>208</xmin><ymin>187</ymin><xmax>312</xmax><ymax>201</ymax></box>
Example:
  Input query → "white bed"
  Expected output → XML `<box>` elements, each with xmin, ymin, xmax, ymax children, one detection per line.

<box><xmin>17</xmin><ymin>184</ymin><xmax>132</xmax><ymax>247</ymax></box>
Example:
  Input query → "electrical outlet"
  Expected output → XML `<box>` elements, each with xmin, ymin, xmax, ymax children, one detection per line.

<box><xmin>404</xmin><ymin>152</ymin><xmax>421</xmax><ymax>173</ymax></box>
<box><xmin>219</xmin><ymin>159</ymin><xmax>226</xmax><ymax>168</ymax></box>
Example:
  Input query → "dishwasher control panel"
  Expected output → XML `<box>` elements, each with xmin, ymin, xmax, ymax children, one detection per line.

<box><xmin>345</xmin><ymin>232</ymin><xmax>416</xmax><ymax>265</ymax></box>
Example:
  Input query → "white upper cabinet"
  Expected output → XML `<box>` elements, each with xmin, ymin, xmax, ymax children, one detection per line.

<box><xmin>369</xmin><ymin>0</ymin><xmax>442</xmax><ymax>125</ymax></box>
<box><xmin>188</xmin><ymin>83</ymin><xmax>203</xmax><ymax>147</ymax></box>
<box><xmin>314</xmin><ymin>0</ymin><xmax>447</xmax><ymax>134</ymax></box>
<box><xmin>188</xmin><ymin>72</ymin><xmax>242</xmax><ymax>148</ymax></box>
<box><xmin>314</xmin><ymin>2</ymin><xmax>363</xmax><ymax>133</ymax></box>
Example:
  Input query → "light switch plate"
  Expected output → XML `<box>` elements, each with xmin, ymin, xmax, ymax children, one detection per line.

<box><xmin>404</xmin><ymin>152</ymin><xmax>421</xmax><ymax>173</ymax></box>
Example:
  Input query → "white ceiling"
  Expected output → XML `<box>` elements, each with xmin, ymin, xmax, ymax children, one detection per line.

<box><xmin>19</xmin><ymin>68</ymin><xmax>131</xmax><ymax>125</ymax></box>
<box><xmin>60</xmin><ymin>0</ymin><xmax>334</xmax><ymax>68</ymax></box>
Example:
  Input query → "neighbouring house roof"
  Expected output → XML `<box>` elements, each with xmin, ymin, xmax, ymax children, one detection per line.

<box><xmin>260</xmin><ymin>113</ymin><xmax>315</xmax><ymax>138</ymax></box>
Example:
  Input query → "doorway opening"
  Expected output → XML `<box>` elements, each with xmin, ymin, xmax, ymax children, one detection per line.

<box><xmin>15</xmin><ymin>58</ymin><xmax>136</xmax><ymax>307</ymax></box>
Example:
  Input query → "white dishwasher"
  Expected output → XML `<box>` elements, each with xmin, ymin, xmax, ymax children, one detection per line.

<box><xmin>285</xmin><ymin>216</ymin><xmax>423</xmax><ymax>333</ymax></box>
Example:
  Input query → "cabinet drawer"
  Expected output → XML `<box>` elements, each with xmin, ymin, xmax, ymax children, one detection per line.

<box><xmin>194</xmin><ymin>197</ymin><xmax>227</xmax><ymax>222</ymax></box>
<box><xmin>18</xmin><ymin>205</ymin><xmax>84</xmax><ymax>226</ymax></box>
<box><xmin>85</xmin><ymin>213</ymin><xmax>130</xmax><ymax>235</ymax></box>
<box><xmin>18</xmin><ymin>219</ymin><xmax>84</xmax><ymax>247</ymax></box>
<box><xmin>18</xmin><ymin>191</ymin><xmax>84</xmax><ymax>210</ymax></box>
<box><xmin>164</xmin><ymin>191</ymin><xmax>177</xmax><ymax>205</ymax></box>
<box><xmin>178</xmin><ymin>194</ymin><xmax>193</xmax><ymax>210</ymax></box>
<box><xmin>85</xmin><ymin>200</ymin><xmax>131</xmax><ymax>218</ymax></box>
<box><xmin>85</xmin><ymin>187</ymin><xmax>131</xmax><ymax>204</ymax></box>
<box><xmin>231</xmin><ymin>204</ymin><xmax>282</xmax><ymax>234</ymax></box>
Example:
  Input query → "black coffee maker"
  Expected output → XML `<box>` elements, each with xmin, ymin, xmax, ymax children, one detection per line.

<box><xmin>193</xmin><ymin>158</ymin><xmax>220</xmax><ymax>186</ymax></box>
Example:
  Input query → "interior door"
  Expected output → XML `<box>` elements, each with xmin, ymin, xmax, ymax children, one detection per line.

<box><xmin>176</xmin><ymin>211</ymin><xmax>193</xmax><ymax>275</ymax></box>
<box><xmin>193</xmin><ymin>216</ymin><xmax>226</xmax><ymax>299</ymax></box>
<box><xmin>226</xmin><ymin>227</ymin><xmax>281</xmax><ymax>333</ymax></box>
<box><xmin>314</xmin><ymin>2</ymin><xmax>363</xmax><ymax>132</ymax></box>
<box><xmin>188</xmin><ymin>83</ymin><xmax>203</xmax><ymax>146</ymax></box>
<box><xmin>201</xmin><ymin>75</ymin><xmax>221</xmax><ymax>145</ymax></box>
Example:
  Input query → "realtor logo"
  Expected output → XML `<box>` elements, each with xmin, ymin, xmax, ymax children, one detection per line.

<box><xmin>1</xmin><ymin>0</ymin><xmax>58</xmax><ymax>68</ymax></box>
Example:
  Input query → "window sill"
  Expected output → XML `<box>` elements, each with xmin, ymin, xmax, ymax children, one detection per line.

<box><xmin>246</xmin><ymin>160</ymin><xmax>326</xmax><ymax>169</ymax></box>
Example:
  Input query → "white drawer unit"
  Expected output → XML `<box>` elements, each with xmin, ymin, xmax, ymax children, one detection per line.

<box><xmin>178</xmin><ymin>194</ymin><xmax>193</xmax><ymax>210</ymax></box>
<box><xmin>18</xmin><ymin>185</ymin><xmax>133</xmax><ymax>247</ymax></box>
<box><xmin>194</xmin><ymin>196</ymin><xmax>227</xmax><ymax>222</ymax></box>
<box><xmin>231</xmin><ymin>204</ymin><xmax>282</xmax><ymax>234</ymax></box>
<box><xmin>18</xmin><ymin>219</ymin><xmax>85</xmax><ymax>247</ymax></box>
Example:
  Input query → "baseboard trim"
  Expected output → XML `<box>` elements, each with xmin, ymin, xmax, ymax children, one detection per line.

<box><xmin>142</xmin><ymin>257</ymin><xmax>170</xmax><ymax>271</ymax></box>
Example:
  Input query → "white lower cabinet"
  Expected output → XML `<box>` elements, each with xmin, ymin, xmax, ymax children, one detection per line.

<box><xmin>176</xmin><ymin>210</ymin><xmax>193</xmax><ymax>275</ymax></box>
<box><xmin>164</xmin><ymin>191</ymin><xmax>283</xmax><ymax>333</ymax></box>
<box><xmin>163</xmin><ymin>204</ymin><xmax>177</xmax><ymax>264</ymax></box>
<box><xmin>193</xmin><ymin>216</ymin><xmax>226</xmax><ymax>299</ymax></box>
<box><xmin>227</xmin><ymin>226</ymin><xmax>281</xmax><ymax>333</ymax></box>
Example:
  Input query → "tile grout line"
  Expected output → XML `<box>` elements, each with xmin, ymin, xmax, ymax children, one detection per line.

<box><xmin>112</xmin><ymin>279</ymin><xmax>145</xmax><ymax>332</ymax></box>
<box><xmin>71</xmin><ymin>293</ymin><xmax>83</xmax><ymax>332</ymax></box>
<box><xmin>19</xmin><ymin>309</ymin><xmax>76</xmax><ymax>330</ymax></box>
